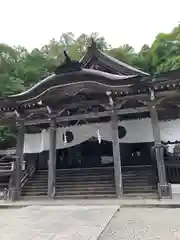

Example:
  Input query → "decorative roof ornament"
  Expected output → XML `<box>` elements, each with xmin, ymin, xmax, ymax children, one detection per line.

<box><xmin>63</xmin><ymin>49</ymin><xmax>71</xmax><ymax>62</ymax></box>
<box><xmin>90</xmin><ymin>38</ymin><xmax>97</xmax><ymax>51</ymax></box>
<box><xmin>54</xmin><ymin>50</ymin><xmax>82</xmax><ymax>75</ymax></box>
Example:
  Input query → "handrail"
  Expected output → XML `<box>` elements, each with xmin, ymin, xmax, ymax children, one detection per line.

<box><xmin>0</xmin><ymin>162</ymin><xmax>12</xmax><ymax>165</ymax></box>
<box><xmin>21</xmin><ymin>163</ymin><xmax>36</xmax><ymax>189</ymax></box>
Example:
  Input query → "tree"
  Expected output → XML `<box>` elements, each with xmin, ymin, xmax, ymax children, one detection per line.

<box><xmin>148</xmin><ymin>24</ymin><xmax>180</xmax><ymax>73</ymax></box>
<box><xmin>0</xmin><ymin>44</ymin><xmax>25</xmax><ymax>96</ymax></box>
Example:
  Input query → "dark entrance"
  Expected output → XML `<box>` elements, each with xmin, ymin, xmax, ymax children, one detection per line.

<box><xmin>56</xmin><ymin>139</ymin><xmax>113</xmax><ymax>169</ymax></box>
<box><xmin>120</xmin><ymin>142</ymin><xmax>153</xmax><ymax>166</ymax></box>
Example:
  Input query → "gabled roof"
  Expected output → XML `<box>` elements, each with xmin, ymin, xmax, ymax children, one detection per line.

<box><xmin>1</xmin><ymin>44</ymin><xmax>180</xmax><ymax>113</ymax></box>
<box><xmin>7</xmin><ymin>69</ymin><xmax>142</xmax><ymax>104</ymax></box>
<box><xmin>80</xmin><ymin>41</ymin><xmax>149</xmax><ymax>76</ymax></box>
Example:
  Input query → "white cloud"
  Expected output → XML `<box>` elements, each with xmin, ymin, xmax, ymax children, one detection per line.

<box><xmin>0</xmin><ymin>0</ymin><xmax>179</xmax><ymax>50</ymax></box>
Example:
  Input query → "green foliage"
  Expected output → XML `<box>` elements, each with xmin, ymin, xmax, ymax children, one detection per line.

<box><xmin>0</xmin><ymin>126</ymin><xmax>17</xmax><ymax>149</ymax></box>
<box><xmin>0</xmin><ymin>26</ymin><xmax>180</xmax><ymax>147</ymax></box>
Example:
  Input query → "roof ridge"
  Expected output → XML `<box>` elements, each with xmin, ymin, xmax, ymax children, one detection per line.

<box><xmin>80</xmin><ymin>41</ymin><xmax>149</xmax><ymax>76</ymax></box>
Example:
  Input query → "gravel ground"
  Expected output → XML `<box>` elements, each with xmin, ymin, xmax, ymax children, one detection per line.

<box><xmin>99</xmin><ymin>207</ymin><xmax>180</xmax><ymax>240</ymax></box>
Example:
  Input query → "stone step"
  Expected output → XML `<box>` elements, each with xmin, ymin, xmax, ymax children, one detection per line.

<box><xmin>123</xmin><ymin>185</ymin><xmax>157</xmax><ymax>191</ymax></box>
<box><xmin>23</xmin><ymin>186</ymin><xmax>115</xmax><ymax>192</ymax></box>
<box><xmin>28</xmin><ymin>180</ymin><xmax>114</xmax><ymax>185</ymax></box>
<box><xmin>37</xmin><ymin>168</ymin><xmax>114</xmax><ymax>174</ymax></box>
<box><xmin>123</xmin><ymin>189</ymin><xmax>157</xmax><ymax>194</ymax></box>
<box><xmin>32</xmin><ymin>177</ymin><xmax>114</xmax><ymax>182</ymax></box>
<box><xmin>35</xmin><ymin>172</ymin><xmax>114</xmax><ymax>177</ymax></box>
<box><xmin>123</xmin><ymin>185</ymin><xmax>157</xmax><ymax>190</ymax></box>
<box><xmin>123</xmin><ymin>193</ymin><xmax>158</xmax><ymax>199</ymax></box>
<box><xmin>29</xmin><ymin>176</ymin><xmax>114</xmax><ymax>181</ymax></box>
<box><xmin>22</xmin><ymin>189</ymin><xmax>116</xmax><ymax>196</ymax></box>
<box><xmin>123</xmin><ymin>183</ymin><xmax>156</xmax><ymax>187</ymax></box>
<box><xmin>25</xmin><ymin>181</ymin><xmax>114</xmax><ymax>187</ymax></box>
<box><xmin>123</xmin><ymin>178</ymin><xmax>156</xmax><ymax>183</ymax></box>
<box><xmin>35</xmin><ymin>170</ymin><xmax>114</xmax><ymax>175</ymax></box>
<box><xmin>21</xmin><ymin>194</ymin><xmax>116</xmax><ymax>200</ymax></box>
<box><xmin>36</xmin><ymin>172</ymin><xmax>114</xmax><ymax>177</ymax></box>
<box><xmin>123</xmin><ymin>176</ymin><xmax>155</xmax><ymax>179</ymax></box>
<box><xmin>22</xmin><ymin>166</ymin><xmax>116</xmax><ymax>199</ymax></box>
<box><xmin>123</xmin><ymin>180</ymin><xmax>156</xmax><ymax>186</ymax></box>
<box><xmin>124</xmin><ymin>172</ymin><xmax>155</xmax><ymax>176</ymax></box>
<box><xmin>22</xmin><ymin>166</ymin><xmax>158</xmax><ymax>199</ymax></box>
<box><xmin>23</xmin><ymin>183</ymin><xmax>115</xmax><ymax>189</ymax></box>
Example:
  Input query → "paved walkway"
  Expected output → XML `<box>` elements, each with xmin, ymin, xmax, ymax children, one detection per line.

<box><xmin>0</xmin><ymin>205</ymin><xmax>118</xmax><ymax>240</ymax></box>
<box><xmin>1</xmin><ymin>199</ymin><xmax>180</xmax><ymax>239</ymax></box>
<box><xmin>1</xmin><ymin>198</ymin><xmax>180</xmax><ymax>207</ymax></box>
<box><xmin>99</xmin><ymin>208</ymin><xmax>180</xmax><ymax>240</ymax></box>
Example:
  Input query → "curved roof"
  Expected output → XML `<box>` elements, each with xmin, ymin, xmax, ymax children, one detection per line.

<box><xmin>8</xmin><ymin>68</ymin><xmax>146</xmax><ymax>103</ymax></box>
<box><xmin>80</xmin><ymin>41</ymin><xmax>149</xmax><ymax>76</ymax></box>
<box><xmin>6</xmin><ymin>43</ymin><xmax>150</xmax><ymax>104</ymax></box>
<box><xmin>1</xmin><ymin>43</ymin><xmax>180</xmax><ymax>112</ymax></box>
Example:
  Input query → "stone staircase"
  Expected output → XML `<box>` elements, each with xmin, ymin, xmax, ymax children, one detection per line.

<box><xmin>21</xmin><ymin>165</ymin><xmax>158</xmax><ymax>199</ymax></box>
<box><xmin>21</xmin><ymin>167</ymin><xmax>116</xmax><ymax>199</ymax></box>
<box><xmin>122</xmin><ymin>165</ymin><xmax>158</xmax><ymax>198</ymax></box>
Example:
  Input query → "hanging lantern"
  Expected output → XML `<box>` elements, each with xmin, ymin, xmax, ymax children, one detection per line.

<box><xmin>97</xmin><ymin>129</ymin><xmax>101</xmax><ymax>144</ymax></box>
<box><xmin>21</xmin><ymin>161</ymin><xmax>26</xmax><ymax>171</ymax></box>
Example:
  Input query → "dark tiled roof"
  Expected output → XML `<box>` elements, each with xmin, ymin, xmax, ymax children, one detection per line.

<box><xmin>80</xmin><ymin>42</ymin><xmax>149</xmax><ymax>76</ymax></box>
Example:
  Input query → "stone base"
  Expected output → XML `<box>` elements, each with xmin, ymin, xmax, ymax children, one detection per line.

<box><xmin>157</xmin><ymin>183</ymin><xmax>172</xmax><ymax>199</ymax></box>
<box><xmin>9</xmin><ymin>188</ymin><xmax>21</xmax><ymax>201</ymax></box>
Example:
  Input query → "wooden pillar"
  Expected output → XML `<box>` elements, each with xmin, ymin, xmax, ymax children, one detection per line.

<box><xmin>150</xmin><ymin>102</ymin><xmax>172</xmax><ymax>198</ymax></box>
<box><xmin>11</xmin><ymin>120</ymin><xmax>25</xmax><ymax>201</ymax></box>
<box><xmin>111</xmin><ymin>108</ymin><xmax>123</xmax><ymax>197</ymax></box>
<box><xmin>48</xmin><ymin>118</ymin><xmax>56</xmax><ymax>198</ymax></box>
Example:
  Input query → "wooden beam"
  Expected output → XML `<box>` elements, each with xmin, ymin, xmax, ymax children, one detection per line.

<box><xmin>48</xmin><ymin>118</ymin><xmax>56</xmax><ymax>199</ymax></box>
<box><xmin>24</xmin><ymin>106</ymin><xmax>150</xmax><ymax>126</ymax></box>
<box><xmin>111</xmin><ymin>107</ymin><xmax>123</xmax><ymax>197</ymax></box>
<box><xmin>23</xmin><ymin>90</ymin><xmax>177</xmax><ymax>114</ymax></box>
<box><xmin>149</xmin><ymin>89</ymin><xmax>171</xmax><ymax>198</ymax></box>
<box><xmin>21</xmin><ymin>99</ymin><xmax>109</xmax><ymax>115</ymax></box>
<box><xmin>10</xmin><ymin>120</ymin><xmax>25</xmax><ymax>201</ymax></box>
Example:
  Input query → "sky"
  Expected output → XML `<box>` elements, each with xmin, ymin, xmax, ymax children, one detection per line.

<box><xmin>0</xmin><ymin>0</ymin><xmax>180</xmax><ymax>51</ymax></box>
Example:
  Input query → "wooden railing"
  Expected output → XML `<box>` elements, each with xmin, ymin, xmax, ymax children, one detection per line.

<box><xmin>166</xmin><ymin>162</ymin><xmax>180</xmax><ymax>183</ymax></box>
<box><xmin>0</xmin><ymin>155</ymin><xmax>15</xmax><ymax>173</ymax></box>
<box><xmin>0</xmin><ymin>162</ymin><xmax>12</xmax><ymax>171</ymax></box>
<box><xmin>165</xmin><ymin>154</ymin><xmax>180</xmax><ymax>183</ymax></box>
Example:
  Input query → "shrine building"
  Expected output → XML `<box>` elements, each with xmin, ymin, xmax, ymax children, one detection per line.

<box><xmin>1</xmin><ymin>42</ymin><xmax>180</xmax><ymax>201</ymax></box>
